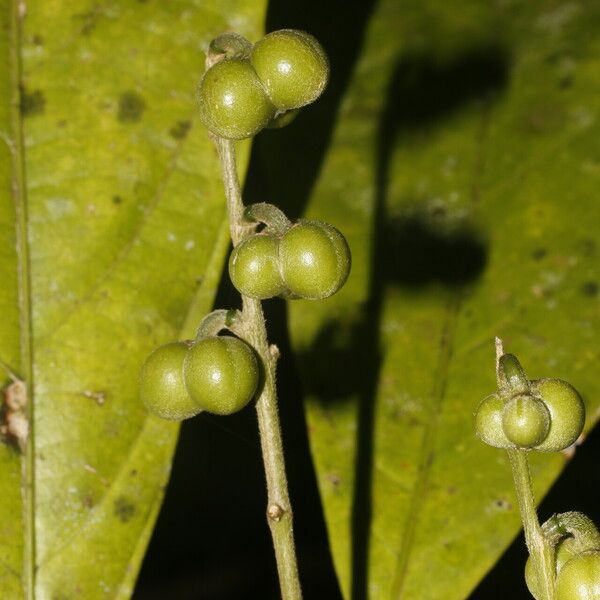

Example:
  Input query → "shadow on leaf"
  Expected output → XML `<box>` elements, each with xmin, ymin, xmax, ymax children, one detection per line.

<box><xmin>298</xmin><ymin>42</ymin><xmax>510</xmax><ymax>599</ymax></box>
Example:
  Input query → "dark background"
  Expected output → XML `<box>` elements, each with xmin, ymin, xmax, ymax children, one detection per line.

<box><xmin>134</xmin><ymin>1</ymin><xmax>600</xmax><ymax>597</ymax></box>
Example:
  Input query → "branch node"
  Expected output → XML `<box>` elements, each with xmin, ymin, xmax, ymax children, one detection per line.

<box><xmin>268</xmin><ymin>503</ymin><xmax>285</xmax><ymax>522</ymax></box>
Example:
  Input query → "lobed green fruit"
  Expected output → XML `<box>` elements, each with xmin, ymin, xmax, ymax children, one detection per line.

<box><xmin>229</xmin><ymin>234</ymin><xmax>285</xmax><ymax>299</ymax></box>
<box><xmin>140</xmin><ymin>342</ymin><xmax>200</xmax><ymax>421</ymax></box>
<box><xmin>555</xmin><ymin>551</ymin><xmax>600</xmax><ymax>600</ymax></box>
<box><xmin>531</xmin><ymin>379</ymin><xmax>585</xmax><ymax>452</ymax></box>
<box><xmin>183</xmin><ymin>336</ymin><xmax>259</xmax><ymax>415</ymax></box>
<box><xmin>501</xmin><ymin>394</ymin><xmax>550</xmax><ymax>448</ymax></box>
<box><xmin>251</xmin><ymin>29</ymin><xmax>329</xmax><ymax>111</ymax></box>
<box><xmin>474</xmin><ymin>393</ymin><xmax>512</xmax><ymax>448</ymax></box>
<box><xmin>279</xmin><ymin>221</ymin><xmax>351</xmax><ymax>300</ymax></box>
<box><xmin>526</xmin><ymin>512</ymin><xmax>600</xmax><ymax>599</ymax></box>
<box><xmin>197</xmin><ymin>58</ymin><xmax>275</xmax><ymax>139</ymax></box>
<box><xmin>525</xmin><ymin>539</ymin><xmax>581</xmax><ymax>600</ymax></box>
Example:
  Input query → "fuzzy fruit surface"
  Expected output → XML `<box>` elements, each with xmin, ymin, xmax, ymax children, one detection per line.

<box><xmin>501</xmin><ymin>394</ymin><xmax>550</xmax><ymax>448</ymax></box>
<box><xmin>197</xmin><ymin>58</ymin><xmax>274</xmax><ymax>140</ymax></box>
<box><xmin>251</xmin><ymin>29</ymin><xmax>329</xmax><ymax>111</ymax></box>
<box><xmin>140</xmin><ymin>342</ymin><xmax>200</xmax><ymax>421</ymax></box>
<box><xmin>531</xmin><ymin>378</ymin><xmax>585</xmax><ymax>452</ymax></box>
<box><xmin>229</xmin><ymin>234</ymin><xmax>285</xmax><ymax>299</ymax></box>
<box><xmin>183</xmin><ymin>336</ymin><xmax>259</xmax><ymax>415</ymax></box>
<box><xmin>555</xmin><ymin>552</ymin><xmax>600</xmax><ymax>600</ymax></box>
<box><xmin>474</xmin><ymin>393</ymin><xmax>512</xmax><ymax>448</ymax></box>
<box><xmin>279</xmin><ymin>221</ymin><xmax>351</xmax><ymax>300</ymax></box>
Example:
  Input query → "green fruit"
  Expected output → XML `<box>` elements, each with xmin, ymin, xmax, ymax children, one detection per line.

<box><xmin>532</xmin><ymin>379</ymin><xmax>585</xmax><ymax>452</ymax></box>
<box><xmin>474</xmin><ymin>393</ymin><xmax>512</xmax><ymax>448</ymax></box>
<box><xmin>251</xmin><ymin>29</ymin><xmax>329</xmax><ymax>110</ymax></box>
<box><xmin>183</xmin><ymin>336</ymin><xmax>259</xmax><ymax>415</ymax></box>
<box><xmin>555</xmin><ymin>551</ymin><xmax>600</xmax><ymax>599</ymax></box>
<box><xmin>228</xmin><ymin>234</ymin><xmax>285</xmax><ymax>299</ymax></box>
<box><xmin>279</xmin><ymin>221</ymin><xmax>351</xmax><ymax>300</ymax></box>
<box><xmin>525</xmin><ymin>539</ymin><xmax>581</xmax><ymax>600</ymax></box>
<box><xmin>501</xmin><ymin>394</ymin><xmax>550</xmax><ymax>448</ymax></box>
<box><xmin>197</xmin><ymin>58</ymin><xmax>275</xmax><ymax>139</ymax></box>
<box><xmin>140</xmin><ymin>342</ymin><xmax>200</xmax><ymax>421</ymax></box>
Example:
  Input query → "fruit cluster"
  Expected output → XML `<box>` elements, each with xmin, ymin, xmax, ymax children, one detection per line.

<box><xmin>474</xmin><ymin>354</ymin><xmax>585</xmax><ymax>452</ymax></box>
<box><xmin>141</xmin><ymin>30</ymin><xmax>350</xmax><ymax>425</ymax></box>
<box><xmin>525</xmin><ymin>512</ymin><xmax>600</xmax><ymax>600</ymax></box>
<box><xmin>197</xmin><ymin>29</ymin><xmax>329</xmax><ymax>139</ymax></box>
<box><xmin>475</xmin><ymin>349</ymin><xmax>598</xmax><ymax>598</ymax></box>
<box><xmin>140</xmin><ymin>333</ymin><xmax>259</xmax><ymax>421</ymax></box>
<box><xmin>230</xmin><ymin>217</ymin><xmax>351</xmax><ymax>300</ymax></box>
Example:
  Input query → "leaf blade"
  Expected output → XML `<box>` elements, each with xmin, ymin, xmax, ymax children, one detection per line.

<box><xmin>1</xmin><ymin>1</ymin><xmax>267</xmax><ymax>597</ymax></box>
<box><xmin>289</xmin><ymin>1</ymin><xmax>600</xmax><ymax>598</ymax></box>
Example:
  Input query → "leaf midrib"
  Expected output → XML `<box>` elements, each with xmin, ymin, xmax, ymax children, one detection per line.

<box><xmin>390</xmin><ymin>296</ymin><xmax>461</xmax><ymax>598</ymax></box>
<box><xmin>9</xmin><ymin>1</ymin><xmax>35</xmax><ymax>598</ymax></box>
<box><xmin>390</xmin><ymin>102</ymin><xmax>494</xmax><ymax>598</ymax></box>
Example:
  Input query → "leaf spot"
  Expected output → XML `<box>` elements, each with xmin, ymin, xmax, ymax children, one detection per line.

<box><xmin>492</xmin><ymin>498</ymin><xmax>512</xmax><ymax>511</ymax></box>
<box><xmin>118</xmin><ymin>91</ymin><xmax>146</xmax><ymax>123</ymax></box>
<box><xmin>114</xmin><ymin>496</ymin><xmax>136</xmax><ymax>522</ymax></box>
<box><xmin>326</xmin><ymin>473</ymin><xmax>341</xmax><ymax>489</ymax></box>
<box><xmin>581</xmin><ymin>281</ymin><xmax>599</xmax><ymax>297</ymax></box>
<box><xmin>82</xmin><ymin>390</ymin><xmax>107</xmax><ymax>405</ymax></box>
<box><xmin>1</xmin><ymin>381</ymin><xmax>28</xmax><ymax>451</ymax></box>
<box><xmin>83</xmin><ymin>493</ymin><xmax>95</xmax><ymax>509</ymax></box>
<box><xmin>20</xmin><ymin>86</ymin><xmax>45</xmax><ymax>117</ymax></box>
<box><xmin>73</xmin><ymin>7</ymin><xmax>103</xmax><ymax>35</ymax></box>
<box><xmin>169</xmin><ymin>120</ymin><xmax>192</xmax><ymax>140</ymax></box>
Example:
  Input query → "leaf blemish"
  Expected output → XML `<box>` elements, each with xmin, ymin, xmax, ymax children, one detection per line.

<box><xmin>20</xmin><ymin>86</ymin><xmax>46</xmax><ymax>117</ymax></box>
<box><xmin>581</xmin><ymin>281</ymin><xmax>599</xmax><ymax>297</ymax></box>
<box><xmin>326</xmin><ymin>473</ymin><xmax>341</xmax><ymax>489</ymax></box>
<box><xmin>82</xmin><ymin>390</ymin><xmax>107</xmax><ymax>405</ymax></box>
<box><xmin>169</xmin><ymin>120</ymin><xmax>192</xmax><ymax>140</ymax></box>
<box><xmin>112</xmin><ymin>195</ymin><xmax>123</xmax><ymax>205</ymax></box>
<box><xmin>83</xmin><ymin>493</ymin><xmax>95</xmax><ymax>509</ymax></box>
<box><xmin>118</xmin><ymin>91</ymin><xmax>146</xmax><ymax>123</ymax></box>
<box><xmin>74</xmin><ymin>7</ymin><xmax>102</xmax><ymax>35</ymax></box>
<box><xmin>1</xmin><ymin>380</ymin><xmax>28</xmax><ymax>452</ymax></box>
<box><xmin>493</xmin><ymin>498</ymin><xmax>512</xmax><ymax>511</ymax></box>
<box><xmin>531</xmin><ymin>248</ymin><xmax>547</xmax><ymax>261</ymax></box>
<box><xmin>114</xmin><ymin>496</ymin><xmax>136</xmax><ymax>522</ymax></box>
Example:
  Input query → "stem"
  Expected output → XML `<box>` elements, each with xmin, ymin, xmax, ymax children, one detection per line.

<box><xmin>215</xmin><ymin>136</ymin><xmax>302</xmax><ymax>599</ymax></box>
<box><xmin>194</xmin><ymin>308</ymin><xmax>241</xmax><ymax>341</ymax></box>
<box><xmin>245</xmin><ymin>202</ymin><xmax>292</xmax><ymax>236</ymax></box>
<box><xmin>495</xmin><ymin>339</ymin><xmax>554</xmax><ymax>599</ymax></box>
<box><xmin>215</xmin><ymin>138</ymin><xmax>248</xmax><ymax>246</ymax></box>
<box><xmin>507</xmin><ymin>450</ymin><xmax>555</xmax><ymax>600</ymax></box>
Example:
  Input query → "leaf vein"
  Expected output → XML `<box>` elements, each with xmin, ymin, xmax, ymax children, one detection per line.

<box><xmin>39</xmin><ymin>118</ymin><xmax>196</xmax><ymax>343</ymax></box>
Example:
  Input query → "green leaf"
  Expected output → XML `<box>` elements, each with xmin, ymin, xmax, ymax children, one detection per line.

<box><xmin>288</xmin><ymin>1</ymin><xmax>600</xmax><ymax>598</ymax></box>
<box><xmin>0</xmin><ymin>1</ymin><xmax>266</xmax><ymax>597</ymax></box>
